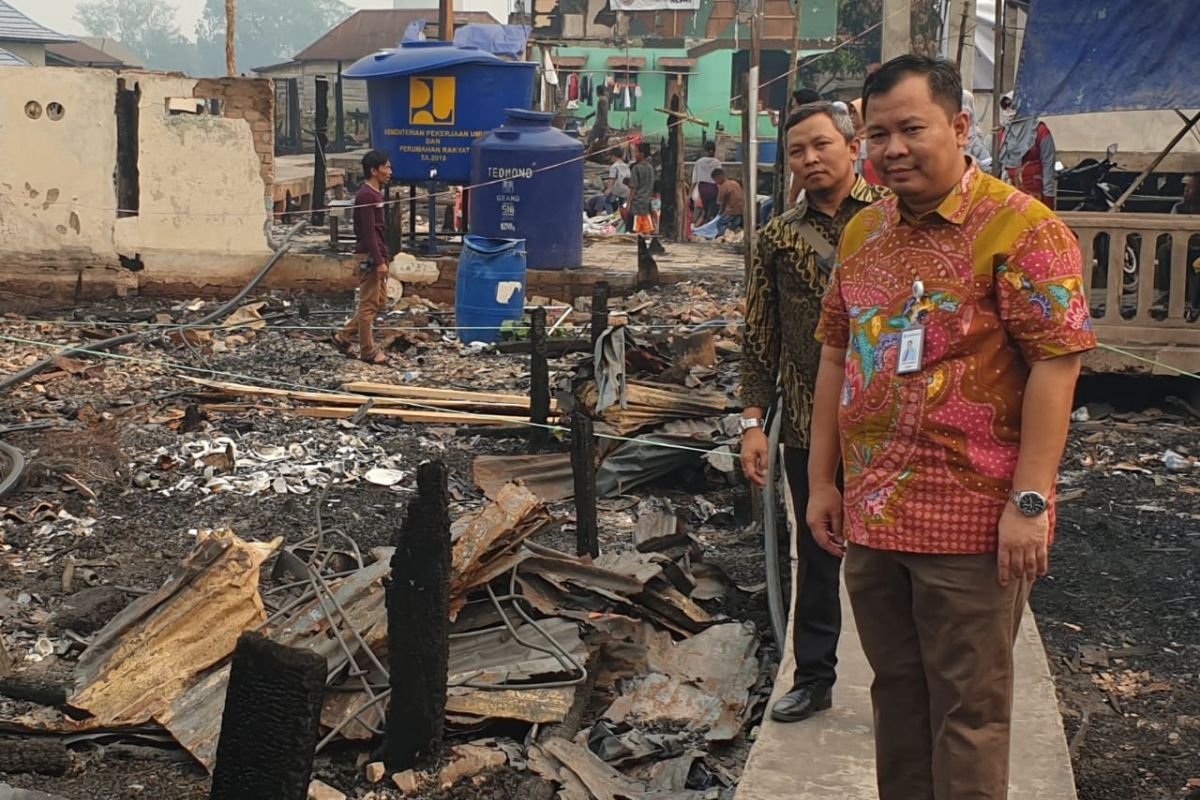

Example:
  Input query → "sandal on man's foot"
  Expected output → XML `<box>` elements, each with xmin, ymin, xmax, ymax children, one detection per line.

<box><xmin>361</xmin><ymin>350</ymin><xmax>388</xmax><ymax>365</ymax></box>
<box><xmin>330</xmin><ymin>334</ymin><xmax>354</xmax><ymax>355</ymax></box>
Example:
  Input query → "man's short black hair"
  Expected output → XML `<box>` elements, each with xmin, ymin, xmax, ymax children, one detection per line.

<box><xmin>638</xmin><ymin>142</ymin><xmax>652</xmax><ymax>157</ymax></box>
<box><xmin>792</xmin><ymin>87</ymin><xmax>822</xmax><ymax>107</ymax></box>
<box><xmin>862</xmin><ymin>55</ymin><xmax>963</xmax><ymax>120</ymax></box>
<box><xmin>362</xmin><ymin>150</ymin><xmax>389</xmax><ymax>180</ymax></box>
<box><xmin>711</xmin><ymin>167</ymin><xmax>725</xmax><ymax>179</ymax></box>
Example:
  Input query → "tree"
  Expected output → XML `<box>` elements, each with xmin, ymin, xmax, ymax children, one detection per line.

<box><xmin>75</xmin><ymin>0</ymin><xmax>198</xmax><ymax>73</ymax></box>
<box><xmin>796</xmin><ymin>0</ymin><xmax>883</xmax><ymax>93</ymax></box>
<box><xmin>195</xmin><ymin>0</ymin><xmax>352</xmax><ymax>77</ymax></box>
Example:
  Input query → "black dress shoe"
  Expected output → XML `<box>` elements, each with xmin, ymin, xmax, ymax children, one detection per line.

<box><xmin>770</xmin><ymin>683</ymin><xmax>833</xmax><ymax>723</ymax></box>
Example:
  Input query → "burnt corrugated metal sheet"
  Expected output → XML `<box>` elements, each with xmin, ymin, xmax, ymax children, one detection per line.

<box><xmin>0</xmin><ymin>0</ymin><xmax>72</xmax><ymax>43</ymax></box>
<box><xmin>293</xmin><ymin>9</ymin><xmax>503</xmax><ymax>63</ymax></box>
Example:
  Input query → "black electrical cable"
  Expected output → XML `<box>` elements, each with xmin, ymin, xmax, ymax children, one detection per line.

<box><xmin>0</xmin><ymin>440</ymin><xmax>26</xmax><ymax>500</ymax></box>
<box><xmin>762</xmin><ymin>395</ymin><xmax>788</xmax><ymax>649</ymax></box>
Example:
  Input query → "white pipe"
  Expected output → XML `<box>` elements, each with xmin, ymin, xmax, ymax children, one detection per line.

<box><xmin>746</xmin><ymin>66</ymin><xmax>759</xmax><ymax>239</ymax></box>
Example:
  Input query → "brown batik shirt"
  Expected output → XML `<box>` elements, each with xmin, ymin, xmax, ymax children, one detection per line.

<box><xmin>741</xmin><ymin>177</ymin><xmax>883</xmax><ymax>448</ymax></box>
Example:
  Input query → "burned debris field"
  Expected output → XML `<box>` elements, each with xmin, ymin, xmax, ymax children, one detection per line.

<box><xmin>0</xmin><ymin>284</ymin><xmax>1195</xmax><ymax>800</ymax></box>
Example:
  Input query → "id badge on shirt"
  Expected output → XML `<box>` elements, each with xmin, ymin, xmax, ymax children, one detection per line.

<box><xmin>897</xmin><ymin>326</ymin><xmax>925</xmax><ymax>375</ymax></box>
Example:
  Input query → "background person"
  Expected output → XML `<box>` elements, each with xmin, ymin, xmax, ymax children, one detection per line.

<box><xmin>692</xmin><ymin>140</ymin><xmax>722</xmax><ymax>223</ymax></box>
<box><xmin>333</xmin><ymin>150</ymin><xmax>394</xmax><ymax>365</ymax></box>
<box><xmin>741</xmin><ymin>100</ymin><xmax>885</xmax><ymax>724</ymax></box>
<box><xmin>712</xmin><ymin>168</ymin><xmax>745</xmax><ymax>235</ymax></box>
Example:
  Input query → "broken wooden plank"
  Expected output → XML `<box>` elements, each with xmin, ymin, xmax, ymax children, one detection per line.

<box><xmin>450</xmin><ymin>484</ymin><xmax>551</xmax><ymax>610</ymax></box>
<box><xmin>188</xmin><ymin>377</ymin><xmax>557</xmax><ymax>414</ymax></box>
<box><xmin>577</xmin><ymin>380</ymin><xmax>730</xmax><ymax>435</ymax></box>
<box><xmin>343</xmin><ymin>381</ymin><xmax>560</xmax><ymax>411</ymax></box>
<box><xmin>444</xmin><ymin>687</ymin><xmax>574</xmax><ymax>724</ymax></box>
<box><xmin>205</xmin><ymin>404</ymin><xmax>534</xmax><ymax>426</ymax></box>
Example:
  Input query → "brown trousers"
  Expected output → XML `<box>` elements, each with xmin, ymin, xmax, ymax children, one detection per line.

<box><xmin>339</xmin><ymin>264</ymin><xmax>388</xmax><ymax>357</ymax></box>
<box><xmin>844</xmin><ymin>544</ymin><xmax>1033</xmax><ymax>800</ymax></box>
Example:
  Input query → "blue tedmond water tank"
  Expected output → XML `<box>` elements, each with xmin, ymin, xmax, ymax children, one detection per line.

<box><xmin>469</xmin><ymin>110</ymin><xmax>584</xmax><ymax>271</ymax></box>
<box><xmin>344</xmin><ymin>42</ymin><xmax>536</xmax><ymax>184</ymax></box>
<box><xmin>455</xmin><ymin>235</ymin><xmax>526</xmax><ymax>345</ymax></box>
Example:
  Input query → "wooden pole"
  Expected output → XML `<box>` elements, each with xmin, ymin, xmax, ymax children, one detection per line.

<box><xmin>570</xmin><ymin>410</ymin><xmax>599</xmax><ymax>558</ymax></box>
<box><xmin>528</xmin><ymin>307</ymin><xmax>550</xmax><ymax>453</ymax></box>
<box><xmin>991</xmin><ymin>0</ymin><xmax>1004</xmax><ymax>173</ymax></box>
<box><xmin>209</xmin><ymin>634</ymin><xmax>326</xmax><ymax>800</ymax></box>
<box><xmin>742</xmin><ymin>0</ymin><xmax>760</xmax><ymax>280</ymax></box>
<box><xmin>590</xmin><ymin>281</ymin><xmax>610</xmax><ymax>346</ymax></box>
<box><xmin>881</xmin><ymin>0</ymin><xmax>911</xmax><ymax>62</ymax></box>
<box><xmin>334</xmin><ymin>61</ymin><xmax>345</xmax><ymax>153</ymax></box>
<box><xmin>225</xmin><ymin>0</ymin><xmax>236</xmax><ymax>76</ymax></box>
<box><xmin>385</xmin><ymin>461</ymin><xmax>451</xmax><ymax>771</ymax></box>
<box><xmin>438</xmin><ymin>0</ymin><xmax>455</xmax><ymax>42</ymax></box>
<box><xmin>673</xmin><ymin>82</ymin><xmax>688</xmax><ymax>242</ymax></box>
<box><xmin>312</xmin><ymin>77</ymin><xmax>329</xmax><ymax>226</ymax></box>
<box><xmin>954</xmin><ymin>0</ymin><xmax>970</xmax><ymax>67</ymax></box>
<box><xmin>774</xmin><ymin>0</ymin><xmax>804</xmax><ymax>216</ymax></box>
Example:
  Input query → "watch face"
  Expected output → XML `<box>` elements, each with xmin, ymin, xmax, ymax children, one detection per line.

<box><xmin>1017</xmin><ymin>492</ymin><xmax>1047</xmax><ymax>516</ymax></box>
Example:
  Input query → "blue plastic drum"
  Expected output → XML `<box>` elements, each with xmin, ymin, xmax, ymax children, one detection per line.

<box><xmin>455</xmin><ymin>235</ymin><xmax>527</xmax><ymax>345</ymax></box>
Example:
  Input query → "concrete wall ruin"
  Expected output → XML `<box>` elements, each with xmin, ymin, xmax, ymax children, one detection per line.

<box><xmin>0</xmin><ymin>67</ymin><xmax>278</xmax><ymax>301</ymax></box>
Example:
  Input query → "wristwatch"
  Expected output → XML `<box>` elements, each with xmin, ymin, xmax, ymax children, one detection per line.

<box><xmin>1009</xmin><ymin>489</ymin><xmax>1048</xmax><ymax>517</ymax></box>
<box><xmin>739</xmin><ymin>417</ymin><xmax>763</xmax><ymax>432</ymax></box>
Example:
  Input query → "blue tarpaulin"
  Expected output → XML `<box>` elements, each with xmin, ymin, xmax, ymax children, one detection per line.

<box><xmin>452</xmin><ymin>24</ymin><xmax>531</xmax><ymax>58</ymax></box>
<box><xmin>1015</xmin><ymin>0</ymin><xmax>1200</xmax><ymax>117</ymax></box>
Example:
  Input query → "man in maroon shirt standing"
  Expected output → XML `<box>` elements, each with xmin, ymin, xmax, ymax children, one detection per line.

<box><xmin>334</xmin><ymin>150</ymin><xmax>392</xmax><ymax>364</ymax></box>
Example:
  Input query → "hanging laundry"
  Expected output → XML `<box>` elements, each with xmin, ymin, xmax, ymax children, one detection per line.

<box><xmin>567</xmin><ymin>73</ymin><xmax>579</xmax><ymax>101</ymax></box>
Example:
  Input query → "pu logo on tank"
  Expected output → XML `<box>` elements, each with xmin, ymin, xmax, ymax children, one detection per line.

<box><xmin>410</xmin><ymin>76</ymin><xmax>456</xmax><ymax>126</ymax></box>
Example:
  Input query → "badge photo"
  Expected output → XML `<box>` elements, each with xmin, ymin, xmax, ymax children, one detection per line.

<box><xmin>897</xmin><ymin>326</ymin><xmax>925</xmax><ymax>375</ymax></box>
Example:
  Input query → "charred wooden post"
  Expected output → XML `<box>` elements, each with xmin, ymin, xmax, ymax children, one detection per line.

<box><xmin>570</xmin><ymin>410</ymin><xmax>599</xmax><ymax>558</ymax></box>
<box><xmin>312</xmin><ymin>77</ymin><xmax>329</xmax><ymax>227</ymax></box>
<box><xmin>208</xmin><ymin>633</ymin><xmax>326</xmax><ymax>800</ymax></box>
<box><xmin>590</xmin><ymin>281</ymin><xmax>610</xmax><ymax>347</ymax></box>
<box><xmin>529</xmin><ymin>306</ymin><xmax>551</xmax><ymax>453</ymax></box>
<box><xmin>0</xmin><ymin>675</ymin><xmax>68</xmax><ymax>707</ymax></box>
<box><xmin>0</xmin><ymin>737</ymin><xmax>70</xmax><ymax>776</ymax></box>
<box><xmin>385</xmin><ymin>460</ymin><xmax>451</xmax><ymax>771</ymax></box>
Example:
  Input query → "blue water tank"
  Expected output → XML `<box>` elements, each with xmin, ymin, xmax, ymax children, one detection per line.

<box><xmin>455</xmin><ymin>235</ymin><xmax>527</xmax><ymax>345</ymax></box>
<box><xmin>735</xmin><ymin>140</ymin><xmax>780</xmax><ymax>165</ymax></box>
<box><xmin>344</xmin><ymin>42</ymin><xmax>536</xmax><ymax>184</ymax></box>
<box><xmin>469</xmin><ymin>109</ymin><xmax>584</xmax><ymax>271</ymax></box>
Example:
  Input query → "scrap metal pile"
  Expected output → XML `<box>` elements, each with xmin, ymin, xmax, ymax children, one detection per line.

<box><xmin>0</xmin><ymin>478</ymin><xmax>762</xmax><ymax>799</ymax></box>
<box><xmin>0</xmin><ymin>281</ymin><xmax>762</xmax><ymax>799</ymax></box>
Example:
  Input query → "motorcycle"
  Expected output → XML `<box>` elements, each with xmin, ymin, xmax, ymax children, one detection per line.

<box><xmin>1056</xmin><ymin>143</ymin><xmax>1141</xmax><ymax>297</ymax></box>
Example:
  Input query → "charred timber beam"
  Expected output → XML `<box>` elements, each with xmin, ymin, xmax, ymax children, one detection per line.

<box><xmin>529</xmin><ymin>306</ymin><xmax>551</xmax><ymax>453</ymax></box>
<box><xmin>385</xmin><ymin>460</ymin><xmax>451</xmax><ymax>771</ymax></box>
<box><xmin>208</xmin><ymin>633</ymin><xmax>327</xmax><ymax>800</ymax></box>
<box><xmin>570</xmin><ymin>410</ymin><xmax>599</xmax><ymax>558</ymax></box>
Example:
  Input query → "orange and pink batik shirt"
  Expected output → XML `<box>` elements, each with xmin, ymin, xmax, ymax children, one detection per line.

<box><xmin>816</xmin><ymin>163</ymin><xmax>1097</xmax><ymax>555</ymax></box>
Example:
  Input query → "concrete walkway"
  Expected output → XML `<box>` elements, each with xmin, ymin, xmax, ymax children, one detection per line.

<box><xmin>735</xmin><ymin>587</ymin><xmax>1078</xmax><ymax>800</ymax></box>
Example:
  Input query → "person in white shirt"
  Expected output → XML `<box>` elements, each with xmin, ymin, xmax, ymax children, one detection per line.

<box><xmin>692</xmin><ymin>140</ymin><xmax>722</xmax><ymax>223</ymax></box>
<box><xmin>605</xmin><ymin>151</ymin><xmax>632</xmax><ymax>214</ymax></box>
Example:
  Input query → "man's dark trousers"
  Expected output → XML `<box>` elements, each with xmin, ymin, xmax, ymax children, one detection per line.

<box><xmin>782</xmin><ymin>446</ymin><xmax>842</xmax><ymax>688</ymax></box>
